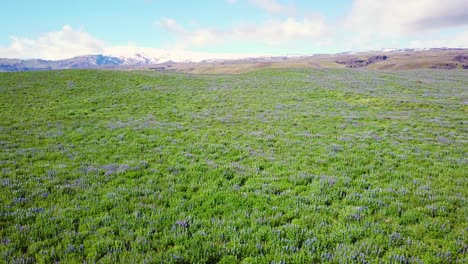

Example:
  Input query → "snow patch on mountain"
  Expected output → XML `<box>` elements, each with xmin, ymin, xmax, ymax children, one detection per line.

<box><xmin>103</xmin><ymin>46</ymin><xmax>261</xmax><ymax>63</ymax></box>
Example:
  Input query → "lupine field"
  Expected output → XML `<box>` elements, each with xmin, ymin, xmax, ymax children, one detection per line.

<box><xmin>0</xmin><ymin>69</ymin><xmax>467</xmax><ymax>263</ymax></box>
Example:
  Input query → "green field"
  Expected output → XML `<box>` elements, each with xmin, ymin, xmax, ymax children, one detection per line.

<box><xmin>0</xmin><ymin>69</ymin><xmax>467</xmax><ymax>263</ymax></box>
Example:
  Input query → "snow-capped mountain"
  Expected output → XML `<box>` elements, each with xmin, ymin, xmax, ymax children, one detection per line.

<box><xmin>2</xmin><ymin>48</ymin><xmax>466</xmax><ymax>72</ymax></box>
<box><xmin>102</xmin><ymin>46</ymin><xmax>261</xmax><ymax>63</ymax></box>
<box><xmin>118</xmin><ymin>53</ymin><xmax>160</xmax><ymax>65</ymax></box>
<box><xmin>0</xmin><ymin>55</ymin><xmax>125</xmax><ymax>72</ymax></box>
<box><xmin>0</xmin><ymin>45</ymin><xmax>265</xmax><ymax>72</ymax></box>
<box><xmin>0</xmin><ymin>51</ymin><xmax>258</xmax><ymax>72</ymax></box>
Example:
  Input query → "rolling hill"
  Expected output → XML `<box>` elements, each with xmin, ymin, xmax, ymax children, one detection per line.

<box><xmin>0</xmin><ymin>68</ymin><xmax>466</xmax><ymax>263</ymax></box>
<box><xmin>1</xmin><ymin>48</ymin><xmax>467</xmax><ymax>73</ymax></box>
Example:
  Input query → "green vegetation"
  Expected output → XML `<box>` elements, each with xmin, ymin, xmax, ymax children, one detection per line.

<box><xmin>0</xmin><ymin>69</ymin><xmax>467</xmax><ymax>263</ymax></box>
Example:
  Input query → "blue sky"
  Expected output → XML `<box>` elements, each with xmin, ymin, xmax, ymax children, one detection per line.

<box><xmin>1</xmin><ymin>0</ymin><xmax>467</xmax><ymax>59</ymax></box>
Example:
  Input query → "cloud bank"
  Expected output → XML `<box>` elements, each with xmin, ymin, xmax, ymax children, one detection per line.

<box><xmin>0</xmin><ymin>25</ymin><xmax>104</xmax><ymax>60</ymax></box>
<box><xmin>1</xmin><ymin>0</ymin><xmax>468</xmax><ymax>60</ymax></box>
<box><xmin>249</xmin><ymin>0</ymin><xmax>296</xmax><ymax>15</ymax></box>
<box><xmin>158</xmin><ymin>16</ymin><xmax>329</xmax><ymax>48</ymax></box>
<box><xmin>345</xmin><ymin>0</ymin><xmax>468</xmax><ymax>35</ymax></box>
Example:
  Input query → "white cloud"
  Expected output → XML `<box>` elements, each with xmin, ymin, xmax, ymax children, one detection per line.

<box><xmin>249</xmin><ymin>0</ymin><xmax>295</xmax><ymax>15</ymax></box>
<box><xmin>345</xmin><ymin>0</ymin><xmax>468</xmax><ymax>36</ymax></box>
<box><xmin>157</xmin><ymin>16</ymin><xmax>329</xmax><ymax>48</ymax></box>
<box><xmin>158</xmin><ymin>17</ymin><xmax>185</xmax><ymax>34</ymax></box>
<box><xmin>156</xmin><ymin>18</ymin><xmax>222</xmax><ymax>48</ymax></box>
<box><xmin>408</xmin><ymin>29</ymin><xmax>468</xmax><ymax>48</ymax></box>
<box><xmin>232</xmin><ymin>17</ymin><xmax>328</xmax><ymax>44</ymax></box>
<box><xmin>0</xmin><ymin>25</ymin><xmax>104</xmax><ymax>60</ymax></box>
<box><xmin>226</xmin><ymin>0</ymin><xmax>237</xmax><ymax>4</ymax></box>
<box><xmin>0</xmin><ymin>25</ymin><xmax>261</xmax><ymax>61</ymax></box>
<box><xmin>2</xmin><ymin>1</ymin><xmax>468</xmax><ymax>62</ymax></box>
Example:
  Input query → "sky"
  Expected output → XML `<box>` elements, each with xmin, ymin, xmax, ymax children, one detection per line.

<box><xmin>1</xmin><ymin>0</ymin><xmax>468</xmax><ymax>60</ymax></box>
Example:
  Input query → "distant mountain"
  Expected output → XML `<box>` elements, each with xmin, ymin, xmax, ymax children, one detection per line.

<box><xmin>0</xmin><ymin>52</ymin><xmax>237</xmax><ymax>72</ymax></box>
<box><xmin>61</xmin><ymin>55</ymin><xmax>124</xmax><ymax>68</ymax></box>
<box><xmin>119</xmin><ymin>53</ymin><xmax>160</xmax><ymax>65</ymax></box>
<box><xmin>0</xmin><ymin>55</ymin><xmax>126</xmax><ymax>72</ymax></box>
<box><xmin>1</xmin><ymin>48</ymin><xmax>467</xmax><ymax>72</ymax></box>
<box><xmin>0</xmin><ymin>49</ymin><xmax>264</xmax><ymax>72</ymax></box>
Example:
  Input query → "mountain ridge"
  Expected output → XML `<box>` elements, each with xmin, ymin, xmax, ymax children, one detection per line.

<box><xmin>1</xmin><ymin>48</ymin><xmax>467</xmax><ymax>72</ymax></box>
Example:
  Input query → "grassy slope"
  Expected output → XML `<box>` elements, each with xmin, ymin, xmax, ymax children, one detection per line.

<box><xmin>159</xmin><ymin>50</ymin><xmax>467</xmax><ymax>74</ymax></box>
<box><xmin>0</xmin><ymin>69</ymin><xmax>467</xmax><ymax>263</ymax></box>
